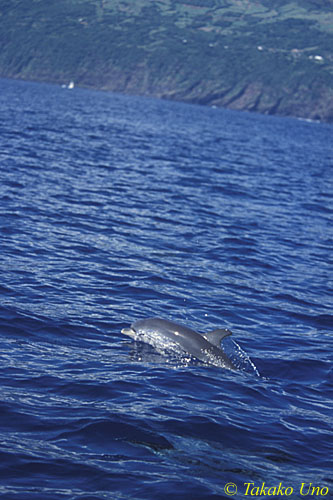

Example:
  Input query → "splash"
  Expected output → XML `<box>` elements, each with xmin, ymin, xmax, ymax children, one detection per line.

<box><xmin>222</xmin><ymin>337</ymin><xmax>260</xmax><ymax>377</ymax></box>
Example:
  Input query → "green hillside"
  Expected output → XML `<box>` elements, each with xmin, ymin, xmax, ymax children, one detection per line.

<box><xmin>0</xmin><ymin>0</ymin><xmax>333</xmax><ymax>121</ymax></box>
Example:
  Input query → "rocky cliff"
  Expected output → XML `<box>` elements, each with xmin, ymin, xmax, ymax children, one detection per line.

<box><xmin>0</xmin><ymin>0</ymin><xmax>332</xmax><ymax>122</ymax></box>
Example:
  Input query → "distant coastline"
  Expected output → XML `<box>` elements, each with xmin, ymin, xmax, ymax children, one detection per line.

<box><xmin>1</xmin><ymin>0</ymin><xmax>332</xmax><ymax>123</ymax></box>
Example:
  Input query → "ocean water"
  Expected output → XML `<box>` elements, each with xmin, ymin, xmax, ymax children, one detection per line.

<box><xmin>0</xmin><ymin>77</ymin><xmax>332</xmax><ymax>500</ymax></box>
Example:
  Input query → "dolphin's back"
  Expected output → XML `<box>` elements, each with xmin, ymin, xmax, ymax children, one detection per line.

<box><xmin>134</xmin><ymin>318</ymin><xmax>201</xmax><ymax>340</ymax></box>
<box><xmin>133</xmin><ymin>317</ymin><xmax>208</xmax><ymax>355</ymax></box>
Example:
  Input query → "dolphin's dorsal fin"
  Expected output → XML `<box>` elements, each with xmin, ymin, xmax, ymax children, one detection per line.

<box><xmin>203</xmin><ymin>328</ymin><xmax>232</xmax><ymax>347</ymax></box>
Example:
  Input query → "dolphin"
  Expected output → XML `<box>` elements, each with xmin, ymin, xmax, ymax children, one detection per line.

<box><xmin>121</xmin><ymin>317</ymin><xmax>236</xmax><ymax>370</ymax></box>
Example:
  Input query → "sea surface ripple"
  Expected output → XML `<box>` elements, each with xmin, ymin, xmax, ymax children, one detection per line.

<box><xmin>0</xmin><ymin>78</ymin><xmax>332</xmax><ymax>500</ymax></box>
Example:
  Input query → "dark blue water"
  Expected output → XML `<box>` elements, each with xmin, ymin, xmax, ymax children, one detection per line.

<box><xmin>0</xmin><ymin>77</ymin><xmax>332</xmax><ymax>500</ymax></box>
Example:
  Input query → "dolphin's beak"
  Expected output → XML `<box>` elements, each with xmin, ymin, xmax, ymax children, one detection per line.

<box><xmin>121</xmin><ymin>327</ymin><xmax>136</xmax><ymax>339</ymax></box>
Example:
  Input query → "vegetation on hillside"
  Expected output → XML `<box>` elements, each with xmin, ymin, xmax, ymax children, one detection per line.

<box><xmin>0</xmin><ymin>0</ymin><xmax>332</xmax><ymax>121</ymax></box>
